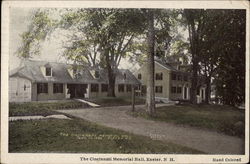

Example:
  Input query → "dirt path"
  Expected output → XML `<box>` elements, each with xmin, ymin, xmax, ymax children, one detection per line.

<box><xmin>58</xmin><ymin>105</ymin><xmax>244</xmax><ymax>154</ymax></box>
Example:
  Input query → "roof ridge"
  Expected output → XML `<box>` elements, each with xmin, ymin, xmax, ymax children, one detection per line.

<box><xmin>26</xmin><ymin>59</ymin><xmax>70</xmax><ymax>65</ymax></box>
<box><xmin>9</xmin><ymin>66</ymin><xmax>25</xmax><ymax>76</ymax></box>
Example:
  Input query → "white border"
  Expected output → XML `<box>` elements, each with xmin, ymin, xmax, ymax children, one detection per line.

<box><xmin>1</xmin><ymin>1</ymin><xmax>249</xmax><ymax>164</ymax></box>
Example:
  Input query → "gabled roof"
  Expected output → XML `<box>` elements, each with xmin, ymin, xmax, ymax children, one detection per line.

<box><xmin>155</xmin><ymin>59</ymin><xmax>190</xmax><ymax>74</ymax></box>
<box><xmin>9</xmin><ymin>60</ymin><xmax>140</xmax><ymax>85</ymax></box>
<box><xmin>155</xmin><ymin>60</ymin><xmax>178</xmax><ymax>71</ymax></box>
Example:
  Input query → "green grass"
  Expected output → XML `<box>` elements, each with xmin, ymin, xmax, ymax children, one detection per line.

<box><xmin>9</xmin><ymin>98</ymin><xmax>145</xmax><ymax>117</ymax></box>
<box><xmin>9</xmin><ymin>100</ymin><xmax>84</xmax><ymax>116</ymax></box>
<box><xmin>87</xmin><ymin>97</ymin><xmax>145</xmax><ymax>107</ymax></box>
<box><xmin>9</xmin><ymin>117</ymin><xmax>202</xmax><ymax>154</ymax></box>
<box><xmin>128</xmin><ymin>104</ymin><xmax>245</xmax><ymax>137</ymax></box>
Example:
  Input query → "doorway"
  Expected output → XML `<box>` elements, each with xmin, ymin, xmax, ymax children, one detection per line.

<box><xmin>184</xmin><ymin>87</ymin><xmax>187</xmax><ymax>100</ymax></box>
<box><xmin>67</xmin><ymin>84</ymin><xmax>87</xmax><ymax>98</ymax></box>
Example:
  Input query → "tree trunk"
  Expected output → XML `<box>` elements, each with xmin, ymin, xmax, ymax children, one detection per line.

<box><xmin>104</xmin><ymin>49</ymin><xmax>116</xmax><ymax>97</ymax></box>
<box><xmin>205</xmin><ymin>76</ymin><xmax>211</xmax><ymax>104</ymax></box>
<box><xmin>146</xmin><ymin>10</ymin><xmax>155</xmax><ymax>116</ymax></box>
<box><xmin>190</xmin><ymin>59</ymin><xmax>198</xmax><ymax>104</ymax></box>
<box><xmin>107</xmin><ymin>67</ymin><xmax>116</xmax><ymax>97</ymax></box>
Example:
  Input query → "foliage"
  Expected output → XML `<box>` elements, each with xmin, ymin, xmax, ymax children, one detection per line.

<box><xmin>9</xmin><ymin>118</ymin><xmax>202</xmax><ymax>153</ymax></box>
<box><xmin>17</xmin><ymin>9</ymin><xmax>58</xmax><ymax>57</ymax></box>
<box><xmin>58</xmin><ymin>9</ymin><xmax>147</xmax><ymax>68</ymax></box>
<box><xmin>181</xmin><ymin>9</ymin><xmax>246</xmax><ymax>106</ymax></box>
<box><xmin>211</xmin><ymin>10</ymin><xmax>246</xmax><ymax>106</ymax></box>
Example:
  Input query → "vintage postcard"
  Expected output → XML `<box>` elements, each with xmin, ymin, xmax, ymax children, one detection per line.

<box><xmin>1</xmin><ymin>0</ymin><xmax>249</xmax><ymax>163</ymax></box>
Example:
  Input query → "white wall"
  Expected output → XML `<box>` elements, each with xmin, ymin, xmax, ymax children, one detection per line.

<box><xmin>9</xmin><ymin>76</ymin><xmax>32</xmax><ymax>102</ymax></box>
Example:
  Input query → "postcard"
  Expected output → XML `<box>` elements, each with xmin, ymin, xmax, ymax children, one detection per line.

<box><xmin>1</xmin><ymin>0</ymin><xmax>249</xmax><ymax>163</ymax></box>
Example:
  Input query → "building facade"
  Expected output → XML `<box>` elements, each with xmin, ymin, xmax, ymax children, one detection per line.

<box><xmin>9</xmin><ymin>60</ymin><xmax>140</xmax><ymax>102</ymax></box>
<box><xmin>135</xmin><ymin>60</ymin><xmax>206</xmax><ymax>102</ymax></box>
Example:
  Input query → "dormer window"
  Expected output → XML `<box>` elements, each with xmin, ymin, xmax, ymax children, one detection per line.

<box><xmin>138</xmin><ymin>73</ymin><xmax>142</xmax><ymax>80</ymax></box>
<box><xmin>73</xmin><ymin>68</ymin><xmax>78</xmax><ymax>79</ymax></box>
<box><xmin>45</xmin><ymin>67</ymin><xmax>52</xmax><ymax>77</ymax></box>
<box><xmin>94</xmin><ymin>71</ymin><xmax>100</xmax><ymax>79</ymax></box>
<box><xmin>73</xmin><ymin>68</ymin><xmax>77</xmax><ymax>75</ymax></box>
<box><xmin>123</xmin><ymin>73</ymin><xmax>127</xmax><ymax>80</ymax></box>
<box><xmin>90</xmin><ymin>70</ymin><xmax>100</xmax><ymax>79</ymax></box>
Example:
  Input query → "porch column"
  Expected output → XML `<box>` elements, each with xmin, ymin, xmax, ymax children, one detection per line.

<box><xmin>203</xmin><ymin>88</ymin><xmax>205</xmax><ymax>101</ymax></box>
<box><xmin>182</xmin><ymin>86</ymin><xmax>185</xmax><ymax>100</ymax></box>
<box><xmin>85</xmin><ymin>84</ymin><xmax>90</xmax><ymax>98</ymax></box>
<box><xmin>64</xmin><ymin>83</ymin><xmax>68</xmax><ymax>98</ymax></box>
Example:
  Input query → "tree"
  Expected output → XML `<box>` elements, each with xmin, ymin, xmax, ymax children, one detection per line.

<box><xmin>212</xmin><ymin>9</ymin><xmax>246</xmax><ymax>106</ymax></box>
<box><xmin>131</xmin><ymin>9</ymin><xmax>173</xmax><ymax>115</ymax></box>
<box><xmin>183</xmin><ymin>9</ymin><xmax>207</xmax><ymax>104</ymax></box>
<box><xmin>182</xmin><ymin>9</ymin><xmax>246</xmax><ymax>106</ymax></box>
<box><xmin>145</xmin><ymin>9</ymin><xmax>156</xmax><ymax>115</ymax></box>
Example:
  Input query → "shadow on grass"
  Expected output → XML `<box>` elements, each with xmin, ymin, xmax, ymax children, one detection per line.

<box><xmin>128</xmin><ymin>104</ymin><xmax>245</xmax><ymax>138</ymax></box>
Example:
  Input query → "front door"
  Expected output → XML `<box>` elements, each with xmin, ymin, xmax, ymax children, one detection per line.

<box><xmin>67</xmin><ymin>84</ymin><xmax>87</xmax><ymax>98</ymax></box>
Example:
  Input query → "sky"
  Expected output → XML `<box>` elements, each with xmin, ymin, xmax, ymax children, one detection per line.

<box><xmin>9</xmin><ymin>8</ymin><xmax>67</xmax><ymax>71</ymax></box>
<box><xmin>9</xmin><ymin>7</ymin><xmax>138</xmax><ymax>71</ymax></box>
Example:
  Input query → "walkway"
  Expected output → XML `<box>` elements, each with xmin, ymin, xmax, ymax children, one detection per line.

<box><xmin>9</xmin><ymin>114</ymin><xmax>71</xmax><ymax>121</ymax></box>
<box><xmin>58</xmin><ymin>105</ymin><xmax>244</xmax><ymax>154</ymax></box>
<box><xmin>75</xmin><ymin>98</ymin><xmax>100</xmax><ymax>107</ymax></box>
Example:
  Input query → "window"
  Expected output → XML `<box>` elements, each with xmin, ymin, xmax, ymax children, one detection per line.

<box><xmin>155</xmin><ymin>86</ymin><xmax>163</xmax><ymax>93</ymax></box>
<box><xmin>91</xmin><ymin>84</ymin><xmax>99</xmax><ymax>92</ymax></box>
<box><xmin>177</xmin><ymin>87</ymin><xmax>182</xmax><ymax>94</ymax></box>
<box><xmin>135</xmin><ymin>85</ymin><xmax>141</xmax><ymax>90</ymax></box>
<box><xmin>37</xmin><ymin>83</ymin><xmax>48</xmax><ymax>94</ymax></box>
<box><xmin>124</xmin><ymin>73</ymin><xmax>127</xmax><ymax>80</ymax></box>
<box><xmin>53</xmin><ymin>83</ymin><xmax>63</xmax><ymax>93</ymax></box>
<box><xmin>155</xmin><ymin>73</ymin><xmax>163</xmax><ymax>80</ymax></box>
<box><xmin>101</xmin><ymin>84</ymin><xmax>108</xmax><ymax>92</ymax></box>
<box><xmin>172</xmin><ymin>73</ymin><xmax>177</xmax><ymax>80</ymax></box>
<box><xmin>138</xmin><ymin>73</ymin><xmax>142</xmax><ymax>80</ymax></box>
<box><xmin>184</xmin><ymin>75</ymin><xmax>188</xmax><ymax>81</ymax></box>
<box><xmin>118</xmin><ymin>84</ymin><xmax>124</xmax><ymax>92</ymax></box>
<box><xmin>95</xmin><ymin>71</ymin><xmax>100</xmax><ymax>79</ymax></box>
<box><xmin>171</xmin><ymin>86</ymin><xmax>176</xmax><ymax>93</ymax></box>
<box><xmin>177</xmin><ymin>75</ymin><xmax>182</xmax><ymax>81</ymax></box>
<box><xmin>45</xmin><ymin>67</ymin><xmax>52</xmax><ymax>76</ymax></box>
<box><xmin>24</xmin><ymin>84</ymin><xmax>26</xmax><ymax>91</ymax></box>
<box><xmin>126</xmin><ymin>84</ymin><xmax>132</xmax><ymax>92</ymax></box>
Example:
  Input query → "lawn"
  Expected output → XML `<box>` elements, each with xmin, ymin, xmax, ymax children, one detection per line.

<box><xmin>9</xmin><ymin>100</ymin><xmax>84</xmax><ymax>116</ymax></box>
<box><xmin>86</xmin><ymin>97</ymin><xmax>145</xmax><ymax>107</ymax></box>
<box><xmin>128</xmin><ymin>104</ymin><xmax>245</xmax><ymax>137</ymax></box>
<box><xmin>9</xmin><ymin>97</ymin><xmax>144</xmax><ymax>116</ymax></box>
<box><xmin>9</xmin><ymin>117</ymin><xmax>202</xmax><ymax>154</ymax></box>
